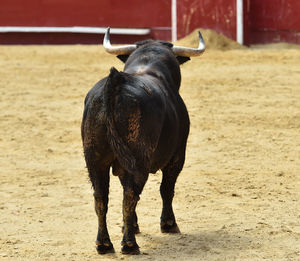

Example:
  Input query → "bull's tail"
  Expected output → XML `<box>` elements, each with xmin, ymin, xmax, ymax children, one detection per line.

<box><xmin>104</xmin><ymin>67</ymin><xmax>141</xmax><ymax>175</ymax></box>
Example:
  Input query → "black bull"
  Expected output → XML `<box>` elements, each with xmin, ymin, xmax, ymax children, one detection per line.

<box><xmin>81</xmin><ymin>28</ymin><xmax>205</xmax><ymax>255</ymax></box>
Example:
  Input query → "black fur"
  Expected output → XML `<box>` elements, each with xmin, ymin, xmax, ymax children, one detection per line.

<box><xmin>81</xmin><ymin>39</ymin><xmax>191</xmax><ymax>254</ymax></box>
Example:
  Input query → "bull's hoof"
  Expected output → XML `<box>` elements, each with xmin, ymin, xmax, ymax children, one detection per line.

<box><xmin>121</xmin><ymin>241</ymin><xmax>140</xmax><ymax>255</ymax></box>
<box><xmin>96</xmin><ymin>240</ymin><xmax>115</xmax><ymax>254</ymax></box>
<box><xmin>161</xmin><ymin>220</ymin><xmax>181</xmax><ymax>233</ymax></box>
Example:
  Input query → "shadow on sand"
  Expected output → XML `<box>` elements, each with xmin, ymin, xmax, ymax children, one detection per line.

<box><xmin>134</xmin><ymin>228</ymin><xmax>255</xmax><ymax>260</ymax></box>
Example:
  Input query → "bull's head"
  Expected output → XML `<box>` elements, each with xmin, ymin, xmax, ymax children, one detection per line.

<box><xmin>103</xmin><ymin>27</ymin><xmax>205</xmax><ymax>64</ymax></box>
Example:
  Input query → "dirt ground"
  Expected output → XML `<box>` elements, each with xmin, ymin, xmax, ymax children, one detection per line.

<box><xmin>0</xmin><ymin>42</ymin><xmax>300</xmax><ymax>261</ymax></box>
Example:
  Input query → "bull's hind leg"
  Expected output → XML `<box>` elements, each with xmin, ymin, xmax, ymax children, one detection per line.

<box><xmin>93</xmin><ymin>172</ymin><xmax>114</xmax><ymax>254</ymax></box>
<box><xmin>160</xmin><ymin>156</ymin><xmax>184</xmax><ymax>233</ymax></box>
<box><xmin>118</xmin><ymin>171</ymin><xmax>148</xmax><ymax>255</ymax></box>
<box><xmin>84</xmin><ymin>148</ymin><xmax>114</xmax><ymax>254</ymax></box>
<box><xmin>122</xmin><ymin>211</ymin><xmax>140</xmax><ymax>234</ymax></box>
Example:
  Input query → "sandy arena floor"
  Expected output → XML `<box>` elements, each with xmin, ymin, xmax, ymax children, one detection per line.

<box><xmin>0</xmin><ymin>43</ymin><xmax>300</xmax><ymax>260</ymax></box>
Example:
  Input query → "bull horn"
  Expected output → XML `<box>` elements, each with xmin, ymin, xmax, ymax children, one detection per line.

<box><xmin>172</xmin><ymin>31</ymin><xmax>206</xmax><ymax>57</ymax></box>
<box><xmin>103</xmin><ymin>27</ymin><xmax>137</xmax><ymax>55</ymax></box>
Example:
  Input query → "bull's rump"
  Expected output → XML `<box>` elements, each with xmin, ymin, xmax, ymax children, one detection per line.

<box><xmin>108</xmin><ymin>74</ymin><xmax>182</xmax><ymax>174</ymax></box>
<box><xmin>82</xmin><ymin>70</ymin><xmax>189</xmax><ymax>175</ymax></box>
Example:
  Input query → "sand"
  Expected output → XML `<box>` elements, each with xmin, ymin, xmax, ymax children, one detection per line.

<box><xmin>176</xmin><ymin>28</ymin><xmax>300</xmax><ymax>51</ymax></box>
<box><xmin>0</xmin><ymin>43</ymin><xmax>300</xmax><ymax>260</ymax></box>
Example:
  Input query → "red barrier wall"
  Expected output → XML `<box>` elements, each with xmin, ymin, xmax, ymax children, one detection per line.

<box><xmin>177</xmin><ymin>0</ymin><xmax>300</xmax><ymax>45</ymax></box>
<box><xmin>177</xmin><ymin>0</ymin><xmax>237</xmax><ymax>41</ymax></box>
<box><xmin>0</xmin><ymin>0</ymin><xmax>170</xmax><ymax>27</ymax></box>
<box><xmin>1</xmin><ymin>0</ymin><xmax>300</xmax><ymax>45</ymax></box>
<box><xmin>0</xmin><ymin>0</ymin><xmax>171</xmax><ymax>44</ymax></box>
<box><xmin>247</xmin><ymin>0</ymin><xmax>300</xmax><ymax>44</ymax></box>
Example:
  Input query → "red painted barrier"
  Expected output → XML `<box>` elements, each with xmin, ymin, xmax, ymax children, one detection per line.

<box><xmin>0</xmin><ymin>0</ymin><xmax>170</xmax><ymax>28</ymax></box>
<box><xmin>0</xmin><ymin>0</ymin><xmax>300</xmax><ymax>45</ymax></box>
<box><xmin>177</xmin><ymin>0</ymin><xmax>300</xmax><ymax>45</ymax></box>
<box><xmin>177</xmin><ymin>0</ymin><xmax>237</xmax><ymax>41</ymax></box>
<box><xmin>250</xmin><ymin>0</ymin><xmax>300</xmax><ymax>31</ymax></box>
<box><xmin>247</xmin><ymin>0</ymin><xmax>300</xmax><ymax>44</ymax></box>
<box><xmin>0</xmin><ymin>0</ymin><xmax>171</xmax><ymax>44</ymax></box>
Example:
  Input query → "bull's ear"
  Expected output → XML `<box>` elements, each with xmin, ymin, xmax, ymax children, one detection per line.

<box><xmin>177</xmin><ymin>56</ymin><xmax>191</xmax><ymax>65</ymax></box>
<box><xmin>117</xmin><ymin>55</ymin><xmax>129</xmax><ymax>63</ymax></box>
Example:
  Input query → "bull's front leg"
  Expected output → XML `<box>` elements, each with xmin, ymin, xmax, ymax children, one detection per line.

<box><xmin>160</xmin><ymin>165</ymin><xmax>181</xmax><ymax>233</ymax></box>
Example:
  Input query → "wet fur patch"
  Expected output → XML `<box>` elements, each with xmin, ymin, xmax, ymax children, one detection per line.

<box><xmin>127</xmin><ymin>109</ymin><xmax>141</xmax><ymax>143</ymax></box>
